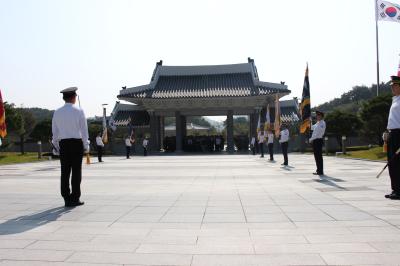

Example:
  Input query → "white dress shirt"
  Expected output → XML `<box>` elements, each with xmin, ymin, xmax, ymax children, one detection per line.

<box><xmin>96</xmin><ymin>136</ymin><xmax>104</xmax><ymax>147</ymax></box>
<box><xmin>52</xmin><ymin>103</ymin><xmax>89</xmax><ymax>153</ymax></box>
<box><xmin>143</xmin><ymin>139</ymin><xmax>149</xmax><ymax>147</ymax></box>
<box><xmin>267</xmin><ymin>133</ymin><xmax>274</xmax><ymax>144</ymax></box>
<box><xmin>125</xmin><ymin>138</ymin><xmax>132</xmax><ymax>147</ymax></box>
<box><xmin>258</xmin><ymin>132</ymin><xmax>265</xmax><ymax>144</ymax></box>
<box><xmin>388</xmin><ymin>96</ymin><xmax>400</xmax><ymax>130</ymax></box>
<box><xmin>310</xmin><ymin>120</ymin><xmax>326</xmax><ymax>142</ymax></box>
<box><xmin>279</xmin><ymin>129</ymin><xmax>289</xmax><ymax>143</ymax></box>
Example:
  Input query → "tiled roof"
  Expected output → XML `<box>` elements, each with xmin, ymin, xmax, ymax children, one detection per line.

<box><xmin>113</xmin><ymin>110</ymin><xmax>149</xmax><ymax>127</ymax></box>
<box><xmin>120</xmin><ymin>73</ymin><xmax>287</xmax><ymax>99</ymax></box>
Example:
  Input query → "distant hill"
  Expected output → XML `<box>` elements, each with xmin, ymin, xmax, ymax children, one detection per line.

<box><xmin>19</xmin><ymin>107</ymin><xmax>54</xmax><ymax>122</ymax></box>
<box><xmin>313</xmin><ymin>83</ymin><xmax>392</xmax><ymax>114</ymax></box>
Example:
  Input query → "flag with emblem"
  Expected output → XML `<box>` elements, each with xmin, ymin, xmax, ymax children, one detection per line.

<box><xmin>264</xmin><ymin>105</ymin><xmax>271</xmax><ymax>132</ymax></box>
<box><xmin>256</xmin><ymin>112</ymin><xmax>261</xmax><ymax>134</ymax></box>
<box><xmin>376</xmin><ymin>0</ymin><xmax>400</xmax><ymax>23</ymax></box>
<box><xmin>0</xmin><ymin>90</ymin><xmax>7</xmax><ymax>138</ymax></box>
<box><xmin>300</xmin><ymin>65</ymin><xmax>311</xmax><ymax>134</ymax></box>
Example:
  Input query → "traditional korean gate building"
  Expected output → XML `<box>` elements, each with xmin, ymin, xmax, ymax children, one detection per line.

<box><xmin>112</xmin><ymin>58</ymin><xmax>293</xmax><ymax>153</ymax></box>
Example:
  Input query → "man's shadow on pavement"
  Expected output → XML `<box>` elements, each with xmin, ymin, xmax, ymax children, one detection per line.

<box><xmin>0</xmin><ymin>206</ymin><xmax>73</xmax><ymax>235</ymax></box>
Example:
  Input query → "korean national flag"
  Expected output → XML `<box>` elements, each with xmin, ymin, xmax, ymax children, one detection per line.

<box><xmin>377</xmin><ymin>0</ymin><xmax>400</xmax><ymax>23</ymax></box>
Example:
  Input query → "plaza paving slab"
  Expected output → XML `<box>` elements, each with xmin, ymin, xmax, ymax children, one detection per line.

<box><xmin>0</xmin><ymin>154</ymin><xmax>400</xmax><ymax>266</ymax></box>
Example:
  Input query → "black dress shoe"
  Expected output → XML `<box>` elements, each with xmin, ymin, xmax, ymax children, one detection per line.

<box><xmin>388</xmin><ymin>193</ymin><xmax>400</xmax><ymax>200</ymax></box>
<box><xmin>385</xmin><ymin>192</ymin><xmax>395</xmax><ymax>198</ymax></box>
<box><xmin>71</xmin><ymin>201</ymin><xmax>85</xmax><ymax>206</ymax></box>
<box><xmin>313</xmin><ymin>172</ymin><xmax>324</xmax><ymax>176</ymax></box>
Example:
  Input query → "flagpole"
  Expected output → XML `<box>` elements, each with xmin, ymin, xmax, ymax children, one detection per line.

<box><xmin>375</xmin><ymin>0</ymin><xmax>380</xmax><ymax>96</ymax></box>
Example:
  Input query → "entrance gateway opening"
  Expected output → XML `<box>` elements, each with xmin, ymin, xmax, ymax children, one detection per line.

<box><xmin>110</xmin><ymin>58</ymin><xmax>298</xmax><ymax>153</ymax></box>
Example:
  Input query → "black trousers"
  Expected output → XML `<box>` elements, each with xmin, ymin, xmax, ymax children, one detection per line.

<box><xmin>59</xmin><ymin>139</ymin><xmax>83</xmax><ymax>203</ymax></box>
<box><xmin>126</xmin><ymin>146</ymin><xmax>131</xmax><ymax>158</ymax></box>
<box><xmin>281</xmin><ymin>141</ymin><xmax>288</xmax><ymax>165</ymax></box>
<box><xmin>259</xmin><ymin>143</ymin><xmax>264</xmax><ymax>157</ymax></box>
<box><xmin>388</xmin><ymin>130</ymin><xmax>400</xmax><ymax>193</ymax></box>
<box><xmin>312</xmin><ymin>138</ymin><xmax>324</xmax><ymax>174</ymax></box>
<box><xmin>251</xmin><ymin>145</ymin><xmax>256</xmax><ymax>155</ymax></box>
<box><xmin>97</xmin><ymin>145</ymin><xmax>103</xmax><ymax>162</ymax></box>
<box><xmin>143</xmin><ymin>146</ymin><xmax>148</xmax><ymax>156</ymax></box>
<box><xmin>268</xmin><ymin>143</ymin><xmax>274</xmax><ymax>160</ymax></box>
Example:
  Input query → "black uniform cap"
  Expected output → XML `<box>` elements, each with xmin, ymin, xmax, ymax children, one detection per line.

<box><xmin>390</xmin><ymin>76</ymin><xmax>400</xmax><ymax>85</ymax></box>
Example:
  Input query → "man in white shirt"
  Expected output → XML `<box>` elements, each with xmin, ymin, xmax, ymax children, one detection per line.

<box><xmin>96</xmin><ymin>132</ymin><xmax>104</xmax><ymax>162</ymax></box>
<box><xmin>385</xmin><ymin>76</ymin><xmax>400</xmax><ymax>200</ymax></box>
<box><xmin>267</xmin><ymin>130</ymin><xmax>274</xmax><ymax>161</ymax></box>
<box><xmin>279</xmin><ymin>124</ymin><xmax>290</xmax><ymax>166</ymax></box>
<box><xmin>310</xmin><ymin>111</ymin><xmax>326</xmax><ymax>175</ymax></box>
<box><xmin>250</xmin><ymin>136</ymin><xmax>256</xmax><ymax>155</ymax></box>
<box><xmin>143</xmin><ymin>137</ymin><xmax>149</xmax><ymax>156</ymax></box>
<box><xmin>125</xmin><ymin>135</ymin><xmax>133</xmax><ymax>159</ymax></box>
<box><xmin>52</xmin><ymin>87</ymin><xmax>89</xmax><ymax>207</ymax></box>
<box><xmin>258</xmin><ymin>131</ymin><xmax>265</xmax><ymax>158</ymax></box>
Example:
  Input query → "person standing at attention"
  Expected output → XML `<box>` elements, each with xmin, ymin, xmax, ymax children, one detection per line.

<box><xmin>96</xmin><ymin>132</ymin><xmax>104</xmax><ymax>162</ymax></box>
<box><xmin>310</xmin><ymin>111</ymin><xmax>326</xmax><ymax>175</ymax></box>
<box><xmin>143</xmin><ymin>137</ymin><xmax>149</xmax><ymax>156</ymax></box>
<box><xmin>267</xmin><ymin>130</ymin><xmax>274</xmax><ymax>161</ymax></box>
<box><xmin>279</xmin><ymin>124</ymin><xmax>289</xmax><ymax>166</ymax></box>
<box><xmin>125</xmin><ymin>135</ymin><xmax>132</xmax><ymax>159</ymax></box>
<box><xmin>385</xmin><ymin>75</ymin><xmax>400</xmax><ymax>200</ymax></box>
<box><xmin>258</xmin><ymin>130</ymin><xmax>265</xmax><ymax>158</ymax></box>
<box><xmin>52</xmin><ymin>87</ymin><xmax>88</xmax><ymax>207</ymax></box>
<box><xmin>250</xmin><ymin>136</ymin><xmax>256</xmax><ymax>155</ymax></box>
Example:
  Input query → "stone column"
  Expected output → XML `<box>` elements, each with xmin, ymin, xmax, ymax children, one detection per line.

<box><xmin>175</xmin><ymin>111</ymin><xmax>183</xmax><ymax>152</ymax></box>
<box><xmin>249</xmin><ymin>114</ymin><xmax>255</xmax><ymax>139</ymax></box>
<box><xmin>149</xmin><ymin>111</ymin><xmax>159</xmax><ymax>152</ymax></box>
<box><xmin>181</xmin><ymin>116</ymin><xmax>187</xmax><ymax>138</ymax></box>
<box><xmin>160</xmin><ymin>116</ymin><xmax>165</xmax><ymax>151</ymax></box>
<box><xmin>227</xmin><ymin>110</ymin><xmax>234</xmax><ymax>154</ymax></box>
<box><xmin>252</xmin><ymin>109</ymin><xmax>259</xmax><ymax>138</ymax></box>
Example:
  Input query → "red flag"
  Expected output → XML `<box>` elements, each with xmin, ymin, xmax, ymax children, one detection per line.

<box><xmin>0</xmin><ymin>90</ymin><xmax>7</xmax><ymax>138</ymax></box>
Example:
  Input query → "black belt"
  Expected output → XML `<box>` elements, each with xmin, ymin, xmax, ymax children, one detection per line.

<box><xmin>389</xmin><ymin>129</ymin><xmax>400</xmax><ymax>133</ymax></box>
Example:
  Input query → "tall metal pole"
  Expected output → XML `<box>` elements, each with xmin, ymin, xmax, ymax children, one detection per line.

<box><xmin>375</xmin><ymin>0</ymin><xmax>380</xmax><ymax>96</ymax></box>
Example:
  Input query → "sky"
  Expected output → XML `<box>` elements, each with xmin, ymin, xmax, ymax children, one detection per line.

<box><xmin>0</xmin><ymin>0</ymin><xmax>399</xmax><ymax>120</ymax></box>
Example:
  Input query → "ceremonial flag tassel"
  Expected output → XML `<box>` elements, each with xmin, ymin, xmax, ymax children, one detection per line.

<box><xmin>300</xmin><ymin>64</ymin><xmax>311</xmax><ymax>134</ymax></box>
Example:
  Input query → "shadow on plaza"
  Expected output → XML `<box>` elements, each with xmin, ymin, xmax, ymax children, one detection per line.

<box><xmin>316</xmin><ymin>175</ymin><xmax>346</xmax><ymax>190</ymax></box>
<box><xmin>0</xmin><ymin>206</ymin><xmax>72</xmax><ymax>235</ymax></box>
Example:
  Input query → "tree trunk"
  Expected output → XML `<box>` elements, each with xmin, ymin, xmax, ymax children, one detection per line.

<box><xmin>20</xmin><ymin>135</ymin><xmax>25</xmax><ymax>155</ymax></box>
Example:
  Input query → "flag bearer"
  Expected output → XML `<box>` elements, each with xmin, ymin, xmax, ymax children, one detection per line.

<box><xmin>310</xmin><ymin>111</ymin><xmax>326</xmax><ymax>176</ymax></box>
<box><xmin>385</xmin><ymin>76</ymin><xmax>400</xmax><ymax>200</ymax></box>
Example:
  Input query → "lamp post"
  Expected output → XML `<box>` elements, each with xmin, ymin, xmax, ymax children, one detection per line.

<box><xmin>102</xmin><ymin>104</ymin><xmax>108</xmax><ymax>130</ymax></box>
<box><xmin>37</xmin><ymin>141</ymin><xmax>42</xmax><ymax>159</ymax></box>
<box><xmin>342</xmin><ymin>136</ymin><xmax>347</xmax><ymax>154</ymax></box>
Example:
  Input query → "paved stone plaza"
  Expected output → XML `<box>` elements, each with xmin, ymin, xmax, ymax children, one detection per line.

<box><xmin>0</xmin><ymin>154</ymin><xmax>400</xmax><ymax>265</ymax></box>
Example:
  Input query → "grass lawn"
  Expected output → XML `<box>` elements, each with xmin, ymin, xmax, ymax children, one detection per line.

<box><xmin>0</xmin><ymin>152</ymin><xmax>47</xmax><ymax>165</ymax></box>
<box><xmin>341</xmin><ymin>146</ymin><xmax>387</xmax><ymax>161</ymax></box>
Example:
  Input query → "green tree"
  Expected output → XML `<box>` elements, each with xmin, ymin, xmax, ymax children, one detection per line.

<box><xmin>325</xmin><ymin>110</ymin><xmax>362</xmax><ymax>146</ymax></box>
<box><xmin>16</xmin><ymin>109</ymin><xmax>36</xmax><ymax>154</ymax></box>
<box><xmin>30</xmin><ymin>119</ymin><xmax>52</xmax><ymax>142</ymax></box>
<box><xmin>359</xmin><ymin>94</ymin><xmax>392</xmax><ymax>145</ymax></box>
